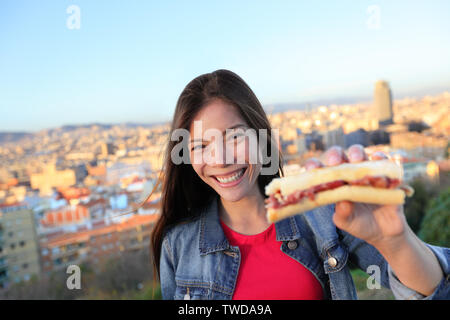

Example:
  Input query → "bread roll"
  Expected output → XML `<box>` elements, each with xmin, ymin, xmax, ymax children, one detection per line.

<box><xmin>267</xmin><ymin>185</ymin><xmax>406</xmax><ymax>223</ymax></box>
<box><xmin>265</xmin><ymin>160</ymin><xmax>402</xmax><ymax>197</ymax></box>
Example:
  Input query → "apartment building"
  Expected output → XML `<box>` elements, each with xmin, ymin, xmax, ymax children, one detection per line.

<box><xmin>0</xmin><ymin>202</ymin><xmax>41</xmax><ymax>288</ymax></box>
<box><xmin>39</xmin><ymin>214</ymin><xmax>157</xmax><ymax>275</ymax></box>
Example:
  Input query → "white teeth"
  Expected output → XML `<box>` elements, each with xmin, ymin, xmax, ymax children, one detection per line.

<box><xmin>216</xmin><ymin>169</ymin><xmax>244</xmax><ymax>184</ymax></box>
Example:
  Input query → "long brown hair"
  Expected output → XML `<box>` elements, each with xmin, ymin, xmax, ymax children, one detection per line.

<box><xmin>148</xmin><ymin>69</ymin><xmax>283</xmax><ymax>279</ymax></box>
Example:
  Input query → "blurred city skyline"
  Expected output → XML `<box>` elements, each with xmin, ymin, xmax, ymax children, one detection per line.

<box><xmin>1</xmin><ymin>0</ymin><xmax>450</xmax><ymax>131</ymax></box>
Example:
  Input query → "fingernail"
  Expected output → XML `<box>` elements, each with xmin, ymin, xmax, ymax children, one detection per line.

<box><xmin>349</xmin><ymin>150</ymin><xmax>364</xmax><ymax>162</ymax></box>
<box><xmin>305</xmin><ymin>159</ymin><xmax>317</xmax><ymax>170</ymax></box>
<box><xmin>328</xmin><ymin>154</ymin><xmax>341</xmax><ymax>165</ymax></box>
<box><xmin>372</xmin><ymin>151</ymin><xmax>387</xmax><ymax>160</ymax></box>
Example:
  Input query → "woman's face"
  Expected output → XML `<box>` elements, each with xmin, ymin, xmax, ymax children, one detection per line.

<box><xmin>188</xmin><ymin>99</ymin><xmax>261</xmax><ymax>202</ymax></box>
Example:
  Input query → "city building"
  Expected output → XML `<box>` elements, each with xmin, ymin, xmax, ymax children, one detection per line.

<box><xmin>374</xmin><ymin>80</ymin><xmax>394</xmax><ymax>126</ymax></box>
<box><xmin>390</xmin><ymin>132</ymin><xmax>448</xmax><ymax>159</ymax></box>
<box><xmin>84</xmin><ymin>164</ymin><xmax>107</xmax><ymax>186</ymax></box>
<box><xmin>0</xmin><ymin>218</ymin><xmax>5</xmax><ymax>287</ymax></box>
<box><xmin>40</xmin><ymin>230</ymin><xmax>91</xmax><ymax>273</ymax></box>
<box><xmin>369</xmin><ymin>129</ymin><xmax>390</xmax><ymax>145</ymax></box>
<box><xmin>105</xmin><ymin>161</ymin><xmax>151</xmax><ymax>186</ymax></box>
<box><xmin>80</xmin><ymin>198</ymin><xmax>107</xmax><ymax>222</ymax></box>
<box><xmin>0</xmin><ymin>203</ymin><xmax>41</xmax><ymax>288</ymax></box>
<box><xmin>40</xmin><ymin>205</ymin><xmax>90</xmax><ymax>229</ymax></box>
<box><xmin>30</xmin><ymin>164</ymin><xmax>76</xmax><ymax>196</ymax></box>
<box><xmin>321</xmin><ymin>127</ymin><xmax>345</xmax><ymax>149</ymax></box>
<box><xmin>39</xmin><ymin>214</ymin><xmax>157</xmax><ymax>275</ymax></box>
<box><xmin>344</xmin><ymin>128</ymin><xmax>370</xmax><ymax>148</ymax></box>
<box><xmin>305</xmin><ymin>131</ymin><xmax>324</xmax><ymax>151</ymax></box>
<box><xmin>294</xmin><ymin>136</ymin><xmax>307</xmax><ymax>155</ymax></box>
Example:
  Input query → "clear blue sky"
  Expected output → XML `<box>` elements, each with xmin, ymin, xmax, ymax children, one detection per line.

<box><xmin>1</xmin><ymin>0</ymin><xmax>450</xmax><ymax>132</ymax></box>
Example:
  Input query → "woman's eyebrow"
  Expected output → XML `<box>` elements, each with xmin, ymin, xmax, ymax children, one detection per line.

<box><xmin>225</xmin><ymin>124</ymin><xmax>248</xmax><ymax>133</ymax></box>
<box><xmin>190</xmin><ymin>123</ymin><xmax>248</xmax><ymax>144</ymax></box>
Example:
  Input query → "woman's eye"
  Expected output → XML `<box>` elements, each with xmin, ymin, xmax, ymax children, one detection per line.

<box><xmin>228</xmin><ymin>132</ymin><xmax>244</xmax><ymax>141</ymax></box>
<box><xmin>191</xmin><ymin>145</ymin><xmax>205</xmax><ymax>151</ymax></box>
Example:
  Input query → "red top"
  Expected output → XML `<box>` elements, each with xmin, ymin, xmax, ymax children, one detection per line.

<box><xmin>220</xmin><ymin>220</ymin><xmax>323</xmax><ymax>300</ymax></box>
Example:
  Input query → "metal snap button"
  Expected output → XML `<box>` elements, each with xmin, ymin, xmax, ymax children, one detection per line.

<box><xmin>287</xmin><ymin>240</ymin><xmax>298</xmax><ymax>250</ymax></box>
<box><xmin>327</xmin><ymin>257</ymin><xmax>338</xmax><ymax>268</ymax></box>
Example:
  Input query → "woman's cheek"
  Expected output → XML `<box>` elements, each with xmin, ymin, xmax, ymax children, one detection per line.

<box><xmin>236</xmin><ymin>139</ymin><xmax>261</xmax><ymax>184</ymax></box>
<box><xmin>190</xmin><ymin>149</ymin><xmax>204</xmax><ymax>166</ymax></box>
<box><xmin>231</xmin><ymin>137</ymin><xmax>253</xmax><ymax>165</ymax></box>
<box><xmin>230</xmin><ymin>141</ymin><xmax>245</xmax><ymax>165</ymax></box>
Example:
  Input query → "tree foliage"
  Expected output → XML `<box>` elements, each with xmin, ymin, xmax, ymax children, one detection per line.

<box><xmin>403</xmin><ymin>177</ymin><xmax>439</xmax><ymax>233</ymax></box>
<box><xmin>0</xmin><ymin>248</ymin><xmax>159</xmax><ymax>300</ymax></box>
<box><xmin>418</xmin><ymin>187</ymin><xmax>450</xmax><ymax>247</ymax></box>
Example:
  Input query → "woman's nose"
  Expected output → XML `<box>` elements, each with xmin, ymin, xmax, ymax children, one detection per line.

<box><xmin>207</xmin><ymin>141</ymin><xmax>233</xmax><ymax>167</ymax></box>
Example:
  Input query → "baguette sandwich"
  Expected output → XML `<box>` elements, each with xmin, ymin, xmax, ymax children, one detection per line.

<box><xmin>265</xmin><ymin>160</ymin><xmax>414</xmax><ymax>223</ymax></box>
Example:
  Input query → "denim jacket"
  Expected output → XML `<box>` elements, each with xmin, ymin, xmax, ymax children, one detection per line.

<box><xmin>160</xmin><ymin>195</ymin><xmax>450</xmax><ymax>300</ymax></box>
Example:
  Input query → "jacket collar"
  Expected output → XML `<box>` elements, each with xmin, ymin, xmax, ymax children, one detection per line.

<box><xmin>199</xmin><ymin>195</ymin><xmax>301</xmax><ymax>256</ymax></box>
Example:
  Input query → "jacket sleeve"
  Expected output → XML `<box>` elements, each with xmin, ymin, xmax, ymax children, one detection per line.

<box><xmin>340</xmin><ymin>229</ymin><xmax>450</xmax><ymax>299</ymax></box>
<box><xmin>387</xmin><ymin>244</ymin><xmax>450</xmax><ymax>300</ymax></box>
<box><xmin>159</xmin><ymin>235</ymin><xmax>176</xmax><ymax>300</ymax></box>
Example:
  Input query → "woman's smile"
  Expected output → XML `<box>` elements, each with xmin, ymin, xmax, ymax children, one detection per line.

<box><xmin>210</xmin><ymin>167</ymin><xmax>247</xmax><ymax>188</ymax></box>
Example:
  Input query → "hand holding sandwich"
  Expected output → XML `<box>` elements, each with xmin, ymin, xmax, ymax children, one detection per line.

<box><xmin>303</xmin><ymin>145</ymin><xmax>444</xmax><ymax>296</ymax></box>
<box><xmin>305</xmin><ymin>144</ymin><xmax>406</xmax><ymax>248</ymax></box>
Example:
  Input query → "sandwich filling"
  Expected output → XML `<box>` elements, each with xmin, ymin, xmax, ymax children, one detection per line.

<box><xmin>265</xmin><ymin>175</ymin><xmax>405</xmax><ymax>209</ymax></box>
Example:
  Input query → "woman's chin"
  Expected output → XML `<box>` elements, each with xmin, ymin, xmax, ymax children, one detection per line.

<box><xmin>215</xmin><ymin>188</ymin><xmax>248</xmax><ymax>203</ymax></box>
<box><xmin>216</xmin><ymin>188</ymin><xmax>251</xmax><ymax>202</ymax></box>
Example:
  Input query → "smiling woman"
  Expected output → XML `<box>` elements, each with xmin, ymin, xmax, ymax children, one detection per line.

<box><xmin>148</xmin><ymin>69</ymin><xmax>283</xmax><ymax>274</ymax></box>
<box><xmin>188</xmin><ymin>99</ymin><xmax>266</xmax><ymax>204</ymax></box>
<box><xmin>142</xmin><ymin>69</ymin><xmax>449</xmax><ymax>301</ymax></box>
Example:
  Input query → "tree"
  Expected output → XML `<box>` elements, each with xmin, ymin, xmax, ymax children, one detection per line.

<box><xmin>418</xmin><ymin>187</ymin><xmax>450</xmax><ymax>247</ymax></box>
<box><xmin>403</xmin><ymin>177</ymin><xmax>438</xmax><ymax>233</ymax></box>
<box><xmin>0</xmin><ymin>250</ymin><xmax>155</xmax><ymax>300</ymax></box>
<box><xmin>445</xmin><ymin>141</ymin><xmax>450</xmax><ymax>159</ymax></box>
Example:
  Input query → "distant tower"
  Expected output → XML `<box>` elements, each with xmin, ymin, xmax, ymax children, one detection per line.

<box><xmin>374</xmin><ymin>80</ymin><xmax>393</xmax><ymax>126</ymax></box>
<box><xmin>101</xmin><ymin>142</ymin><xmax>115</xmax><ymax>156</ymax></box>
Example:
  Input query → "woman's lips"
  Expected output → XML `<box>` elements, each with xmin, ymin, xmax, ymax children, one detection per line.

<box><xmin>211</xmin><ymin>168</ymin><xmax>246</xmax><ymax>187</ymax></box>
